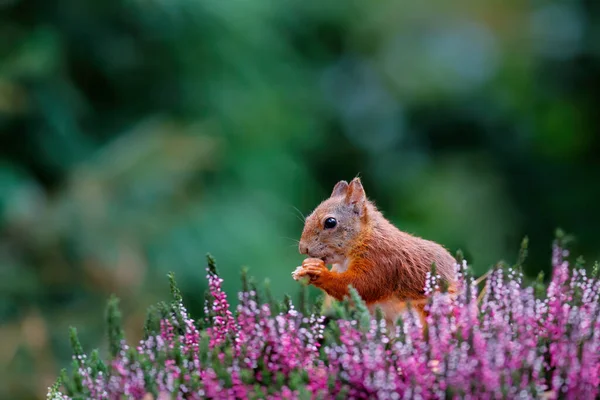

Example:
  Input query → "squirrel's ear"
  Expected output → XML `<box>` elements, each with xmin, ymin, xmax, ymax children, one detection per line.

<box><xmin>331</xmin><ymin>180</ymin><xmax>349</xmax><ymax>197</ymax></box>
<box><xmin>346</xmin><ymin>178</ymin><xmax>366</xmax><ymax>214</ymax></box>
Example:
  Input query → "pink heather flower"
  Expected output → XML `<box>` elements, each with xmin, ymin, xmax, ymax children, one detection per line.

<box><xmin>205</xmin><ymin>268</ymin><xmax>238</xmax><ymax>349</ymax></box>
<box><xmin>52</xmin><ymin>243</ymin><xmax>600</xmax><ymax>400</ymax></box>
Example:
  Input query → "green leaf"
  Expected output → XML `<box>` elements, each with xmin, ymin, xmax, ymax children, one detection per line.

<box><xmin>264</xmin><ymin>278</ymin><xmax>279</xmax><ymax>314</ymax></box>
<box><xmin>455</xmin><ymin>249</ymin><xmax>465</xmax><ymax>264</ymax></box>
<box><xmin>249</xmin><ymin>276</ymin><xmax>261</xmax><ymax>305</ymax></box>
<box><xmin>106</xmin><ymin>295</ymin><xmax>125</xmax><ymax>357</ymax></box>
<box><xmin>575</xmin><ymin>256</ymin><xmax>586</xmax><ymax>270</ymax></box>
<box><xmin>555</xmin><ymin>228</ymin><xmax>575</xmax><ymax>247</ymax></box>
<box><xmin>168</xmin><ymin>272</ymin><xmax>183</xmax><ymax>304</ymax></box>
<box><xmin>143</xmin><ymin>305</ymin><xmax>159</xmax><ymax>339</ymax></box>
<box><xmin>288</xmin><ymin>371</ymin><xmax>301</xmax><ymax>390</ymax></box>
<box><xmin>46</xmin><ymin>373</ymin><xmax>64</xmax><ymax>400</ymax></box>
<box><xmin>534</xmin><ymin>271</ymin><xmax>546</xmax><ymax>299</ymax></box>
<box><xmin>240</xmin><ymin>368</ymin><xmax>254</xmax><ymax>385</ymax></box>
<box><xmin>70</xmin><ymin>358</ymin><xmax>84</xmax><ymax>394</ymax></box>
<box><xmin>348</xmin><ymin>286</ymin><xmax>370</xmax><ymax>331</ymax></box>
<box><xmin>241</xmin><ymin>266</ymin><xmax>249</xmax><ymax>293</ymax></box>
<box><xmin>198</xmin><ymin>333</ymin><xmax>210</xmax><ymax>365</ymax></box>
<box><xmin>298</xmin><ymin>386</ymin><xmax>313</xmax><ymax>400</ymax></box>
<box><xmin>515</xmin><ymin>236</ymin><xmax>529</xmax><ymax>271</ymax></box>
<box><xmin>430</xmin><ymin>262</ymin><xmax>438</xmax><ymax>277</ymax></box>
<box><xmin>275</xmin><ymin>371</ymin><xmax>285</xmax><ymax>388</ymax></box>
<box><xmin>439</xmin><ymin>277</ymin><xmax>450</xmax><ymax>293</ymax></box>
<box><xmin>312</xmin><ymin>294</ymin><xmax>324</xmax><ymax>315</ymax></box>
<box><xmin>89</xmin><ymin>349</ymin><xmax>107</xmax><ymax>377</ymax></box>
<box><xmin>206</xmin><ymin>253</ymin><xmax>218</xmax><ymax>275</ymax></box>
<box><xmin>59</xmin><ymin>368</ymin><xmax>74</xmax><ymax>396</ymax></box>
<box><xmin>298</xmin><ymin>281</ymin><xmax>308</xmax><ymax>315</ymax></box>
<box><xmin>281</xmin><ymin>294</ymin><xmax>293</xmax><ymax>313</ymax></box>
<box><xmin>69</xmin><ymin>327</ymin><xmax>84</xmax><ymax>359</ymax></box>
<box><xmin>336</xmin><ymin>386</ymin><xmax>349</xmax><ymax>400</ymax></box>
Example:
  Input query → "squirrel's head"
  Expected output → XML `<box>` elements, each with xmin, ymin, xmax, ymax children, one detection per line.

<box><xmin>299</xmin><ymin>177</ymin><xmax>369</xmax><ymax>264</ymax></box>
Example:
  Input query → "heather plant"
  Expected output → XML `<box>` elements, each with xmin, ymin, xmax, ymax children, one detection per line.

<box><xmin>49</xmin><ymin>235</ymin><xmax>600</xmax><ymax>399</ymax></box>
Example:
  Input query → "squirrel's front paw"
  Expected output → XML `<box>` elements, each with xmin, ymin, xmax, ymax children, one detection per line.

<box><xmin>292</xmin><ymin>258</ymin><xmax>328</xmax><ymax>282</ymax></box>
<box><xmin>292</xmin><ymin>265</ymin><xmax>306</xmax><ymax>281</ymax></box>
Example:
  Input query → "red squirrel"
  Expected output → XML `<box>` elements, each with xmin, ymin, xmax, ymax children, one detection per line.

<box><xmin>292</xmin><ymin>177</ymin><xmax>456</xmax><ymax>324</ymax></box>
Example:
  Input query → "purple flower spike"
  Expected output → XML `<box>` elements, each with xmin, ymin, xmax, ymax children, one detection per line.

<box><xmin>51</xmin><ymin>242</ymin><xmax>600</xmax><ymax>400</ymax></box>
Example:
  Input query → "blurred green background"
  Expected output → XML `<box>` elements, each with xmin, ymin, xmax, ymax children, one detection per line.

<box><xmin>2</xmin><ymin>0</ymin><xmax>600</xmax><ymax>398</ymax></box>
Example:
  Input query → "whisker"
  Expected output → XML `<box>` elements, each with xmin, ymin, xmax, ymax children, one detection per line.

<box><xmin>290</xmin><ymin>205</ymin><xmax>306</xmax><ymax>223</ymax></box>
<box><xmin>280</xmin><ymin>236</ymin><xmax>300</xmax><ymax>245</ymax></box>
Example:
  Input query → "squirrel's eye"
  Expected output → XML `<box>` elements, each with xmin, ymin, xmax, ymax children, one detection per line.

<box><xmin>324</xmin><ymin>217</ymin><xmax>337</xmax><ymax>229</ymax></box>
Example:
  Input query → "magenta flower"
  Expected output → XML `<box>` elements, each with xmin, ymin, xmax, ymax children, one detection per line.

<box><xmin>50</xmin><ymin>243</ymin><xmax>600</xmax><ymax>399</ymax></box>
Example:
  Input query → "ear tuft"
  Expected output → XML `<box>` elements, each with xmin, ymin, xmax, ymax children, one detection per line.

<box><xmin>346</xmin><ymin>178</ymin><xmax>366</xmax><ymax>211</ymax></box>
<box><xmin>330</xmin><ymin>180</ymin><xmax>349</xmax><ymax>197</ymax></box>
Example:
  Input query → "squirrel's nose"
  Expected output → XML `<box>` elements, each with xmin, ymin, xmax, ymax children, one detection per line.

<box><xmin>299</xmin><ymin>242</ymin><xmax>309</xmax><ymax>255</ymax></box>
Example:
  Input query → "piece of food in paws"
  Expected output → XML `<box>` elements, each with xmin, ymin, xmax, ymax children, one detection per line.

<box><xmin>291</xmin><ymin>265</ymin><xmax>305</xmax><ymax>281</ymax></box>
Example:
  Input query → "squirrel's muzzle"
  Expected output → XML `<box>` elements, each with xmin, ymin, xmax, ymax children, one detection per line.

<box><xmin>299</xmin><ymin>242</ymin><xmax>309</xmax><ymax>255</ymax></box>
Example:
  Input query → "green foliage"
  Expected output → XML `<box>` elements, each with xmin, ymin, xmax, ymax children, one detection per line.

<box><xmin>455</xmin><ymin>250</ymin><xmax>465</xmax><ymax>265</ymax></box>
<box><xmin>241</xmin><ymin>266</ymin><xmax>250</xmax><ymax>293</ymax></box>
<box><xmin>281</xmin><ymin>294</ymin><xmax>293</xmax><ymax>314</ymax></box>
<box><xmin>312</xmin><ymin>294</ymin><xmax>324</xmax><ymax>316</ymax></box>
<box><xmin>69</xmin><ymin>327</ymin><xmax>84</xmax><ymax>359</ymax></box>
<box><xmin>575</xmin><ymin>256</ymin><xmax>586</xmax><ymax>270</ymax></box>
<box><xmin>264</xmin><ymin>278</ymin><xmax>280</xmax><ymax>315</ymax></box>
<box><xmin>298</xmin><ymin>280</ymin><xmax>309</xmax><ymax>315</ymax></box>
<box><xmin>168</xmin><ymin>272</ymin><xmax>184</xmax><ymax>304</ymax></box>
<box><xmin>46</xmin><ymin>374</ymin><xmax>64</xmax><ymax>400</ymax></box>
<box><xmin>143</xmin><ymin>304</ymin><xmax>160</xmax><ymax>339</ymax></box>
<box><xmin>106</xmin><ymin>295</ymin><xmax>125</xmax><ymax>358</ymax></box>
<box><xmin>89</xmin><ymin>349</ymin><xmax>107</xmax><ymax>377</ymax></box>
<box><xmin>207</xmin><ymin>253</ymin><xmax>218</xmax><ymax>276</ymax></box>
<box><xmin>249</xmin><ymin>277</ymin><xmax>261</xmax><ymax>306</ymax></box>
<box><xmin>515</xmin><ymin>236</ymin><xmax>529</xmax><ymax>272</ymax></box>
<box><xmin>349</xmin><ymin>286</ymin><xmax>371</xmax><ymax>331</ymax></box>
<box><xmin>534</xmin><ymin>272</ymin><xmax>546</xmax><ymax>299</ymax></box>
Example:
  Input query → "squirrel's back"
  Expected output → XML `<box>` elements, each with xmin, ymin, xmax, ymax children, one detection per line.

<box><xmin>354</xmin><ymin>202</ymin><xmax>456</xmax><ymax>300</ymax></box>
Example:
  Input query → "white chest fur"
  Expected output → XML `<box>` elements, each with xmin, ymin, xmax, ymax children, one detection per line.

<box><xmin>322</xmin><ymin>258</ymin><xmax>350</xmax><ymax>313</ymax></box>
<box><xmin>330</xmin><ymin>258</ymin><xmax>350</xmax><ymax>273</ymax></box>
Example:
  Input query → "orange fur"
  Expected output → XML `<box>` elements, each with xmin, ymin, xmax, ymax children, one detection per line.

<box><xmin>293</xmin><ymin>178</ymin><xmax>456</xmax><ymax>325</ymax></box>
